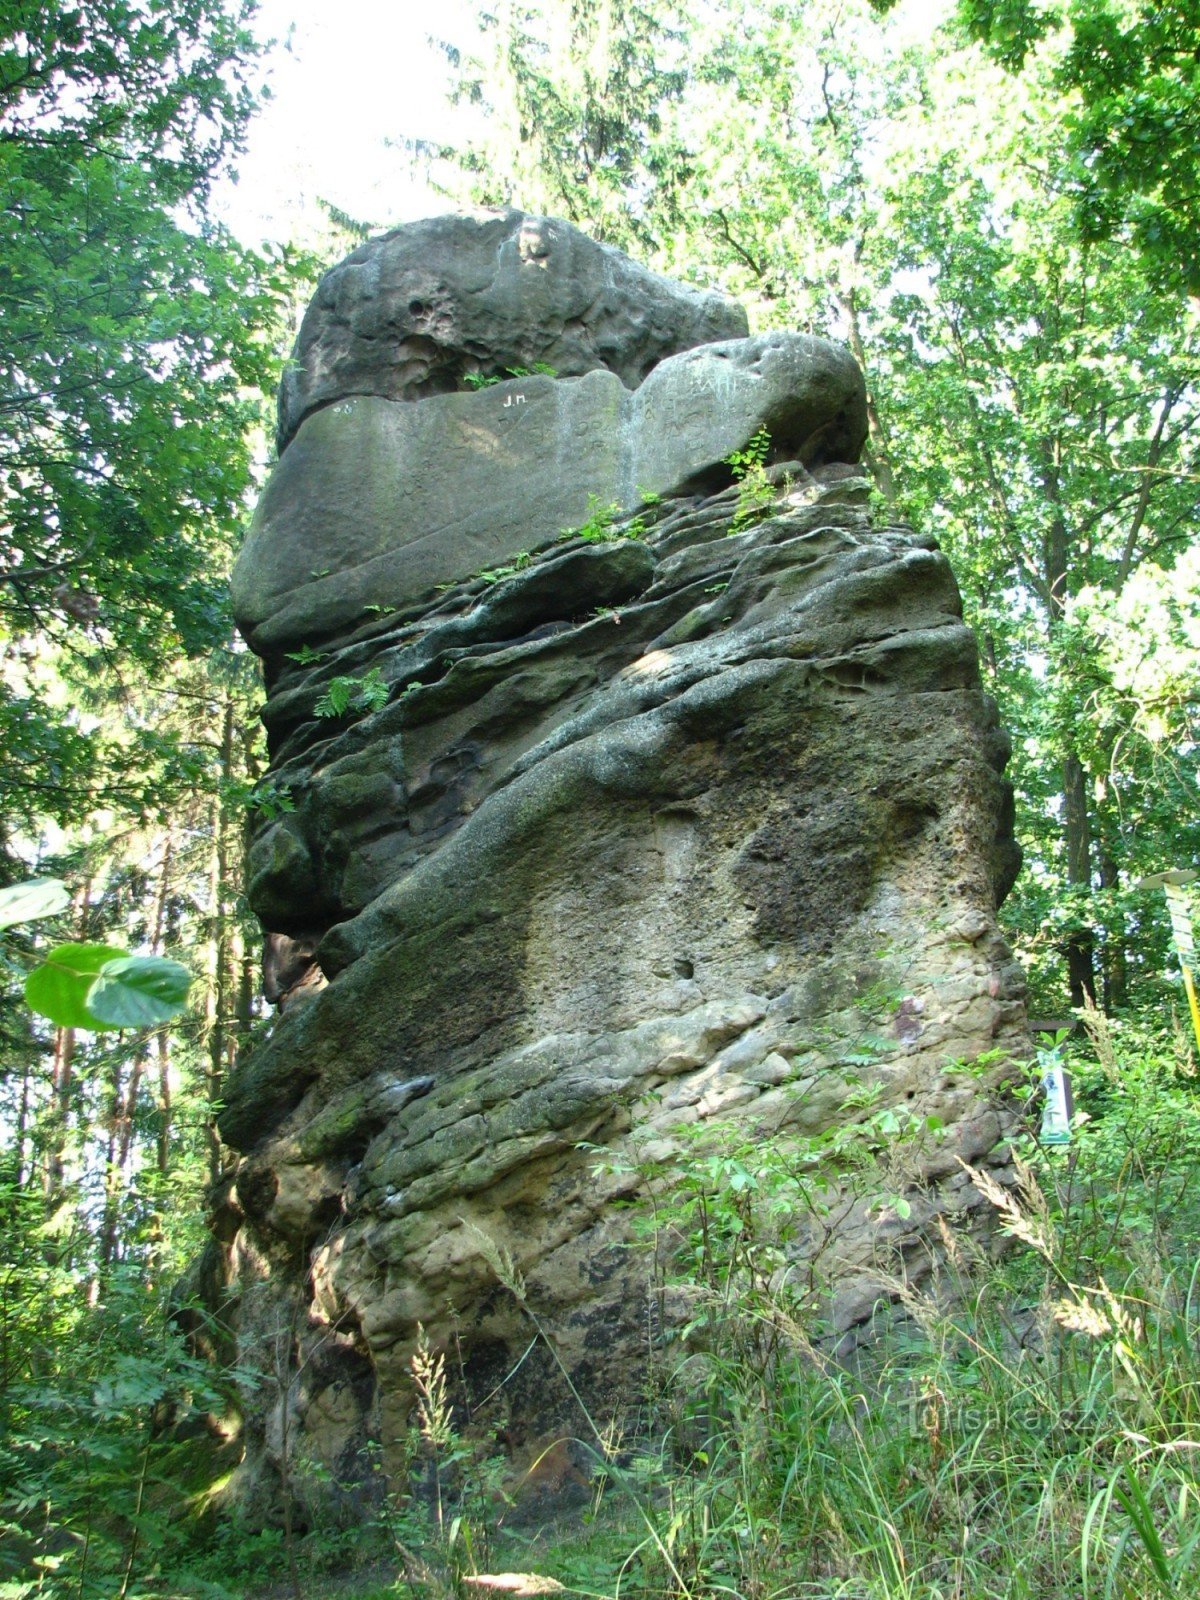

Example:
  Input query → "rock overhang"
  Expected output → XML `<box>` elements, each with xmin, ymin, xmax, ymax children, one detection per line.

<box><xmin>276</xmin><ymin>207</ymin><xmax>751</xmax><ymax>453</ymax></box>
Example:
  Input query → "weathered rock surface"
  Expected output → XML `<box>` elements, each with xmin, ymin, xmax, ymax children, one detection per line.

<box><xmin>199</xmin><ymin>214</ymin><xmax>1027</xmax><ymax>1518</ymax></box>
<box><xmin>276</xmin><ymin>208</ymin><xmax>748</xmax><ymax>454</ymax></box>
<box><xmin>233</xmin><ymin>332</ymin><xmax>867</xmax><ymax>654</ymax></box>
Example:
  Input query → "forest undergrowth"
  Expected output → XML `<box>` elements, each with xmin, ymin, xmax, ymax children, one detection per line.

<box><xmin>5</xmin><ymin>1004</ymin><xmax>1200</xmax><ymax>1600</ymax></box>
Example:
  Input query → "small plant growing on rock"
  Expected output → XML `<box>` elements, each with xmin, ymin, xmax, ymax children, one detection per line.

<box><xmin>726</xmin><ymin>426</ymin><xmax>775</xmax><ymax>532</ymax></box>
<box><xmin>284</xmin><ymin>642</ymin><xmax>328</xmax><ymax>665</ymax></box>
<box><xmin>246</xmin><ymin>776</ymin><xmax>296</xmax><ymax>820</ymax></box>
<box><xmin>562</xmin><ymin>494</ymin><xmax>649</xmax><ymax>543</ymax></box>
<box><xmin>313</xmin><ymin>666</ymin><xmax>389</xmax><ymax>719</ymax></box>
<box><xmin>479</xmin><ymin>550</ymin><xmax>534</xmax><ymax>584</ymax></box>
<box><xmin>463</xmin><ymin>362</ymin><xmax>557</xmax><ymax>390</ymax></box>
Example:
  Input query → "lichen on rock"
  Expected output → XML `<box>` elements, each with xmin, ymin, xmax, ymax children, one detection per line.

<box><xmin>198</xmin><ymin>209</ymin><xmax>1027</xmax><ymax>1517</ymax></box>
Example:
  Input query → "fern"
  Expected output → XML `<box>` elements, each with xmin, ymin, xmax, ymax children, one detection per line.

<box><xmin>313</xmin><ymin>667</ymin><xmax>389</xmax><ymax>719</ymax></box>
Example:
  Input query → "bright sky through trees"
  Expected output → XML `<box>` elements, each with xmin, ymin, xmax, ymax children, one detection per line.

<box><xmin>212</xmin><ymin>0</ymin><xmax>479</xmax><ymax>243</ymax></box>
<box><xmin>214</xmin><ymin>0</ymin><xmax>954</xmax><ymax>246</ymax></box>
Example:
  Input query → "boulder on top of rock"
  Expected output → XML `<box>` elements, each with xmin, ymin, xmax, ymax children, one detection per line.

<box><xmin>636</xmin><ymin>332</ymin><xmax>869</xmax><ymax>487</ymax></box>
<box><xmin>276</xmin><ymin>208</ymin><xmax>749</xmax><ymax>453</ymax></box>
<box><xmin>232</xmin><ymin>334</ymin><xmax>868</xmax><ymax>655</ymax></box>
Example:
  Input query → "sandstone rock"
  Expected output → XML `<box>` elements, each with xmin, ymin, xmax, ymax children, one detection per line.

<box><xmin>234</xmin><ymin>372</ymin><xmax>630</xmax><ymax>655</ymax></box>
<box><xmin>276</xmin><ymin>208</ymin><xmax>748</xmax><ymax>454</ymax></box>
<box><xmin>232</xmin><ymin>333</ymin><xmax>867</xmax><ymax>655</ymax></box>
<box><xmin>198</xmin><ymin>216</ymin><xmax>1026</xmax><ymax>1521</ymax></box>
<box><xmin>635</xmin><ymin>331</ymin><xmax>868</xmax><ymax>487</ymax></box>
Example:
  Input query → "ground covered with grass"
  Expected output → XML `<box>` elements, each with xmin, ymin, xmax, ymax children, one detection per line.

<box><xmin>6</xmin><ymin>1006</ymin><xmax>1200</xmax><ymax>1600</ymax></box>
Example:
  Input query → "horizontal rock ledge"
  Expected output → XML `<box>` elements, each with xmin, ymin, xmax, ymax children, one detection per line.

<box><xmin>233</xmin><ymin>332</ymin><xmax>867</xmax><ymax>654</ymax></box>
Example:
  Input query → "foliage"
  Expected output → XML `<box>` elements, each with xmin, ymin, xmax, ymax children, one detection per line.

<box><xmin>284</xmin><ymin>643</ymin><xmax>329</xmax><ymax>665</ymax></box>
<box><xmin>0</xmin><ymin>0</ymin><xmax>282</xmax><ymax>1512</ymax></box>
<box><xmin>0</xmin><ymin>0</ymin><xmax>304</xmax><ymax>843</ymax></box>
<box><xmin>24</xmin><ymin>942</ymin><xmax>190</xmax><ymax>1032</ymax></box>
<box><xmin>477</xmin><ymin>550</ymin><xmax>533</xmax><ymax>584</ymax></box>
<box><xmin>951</xmin><ymin>0</ymin><xmax>1200</xmax><ymax>295</ymax></box>
<box><xmin>0</xmin><ymin>878</ymin><xmax>69</xmax><ymax>929</ymax></box>
<box><xmin>432</xmin><ymin>0</ymin><xmax>694</xmax><ymax>252</ymax></box>
<box><xmin>462</xmin><ymin>362</ymin><xmax>558</xmax><ymax>389</ymax></box>
<box><xmin>313</xmin><ymin>667</ymin><xmax>390</xmax><ymax>720</ymax></box>
<box><xmin>725</xmin><ymin>425</ymin><xmax>775</xmax><ymax>532</ymax></box>
<box><xmin>1</xmin><ymin>878</ymin><xmax>191</xmax><ymax>1032</ymax></box>
<box><xmin>561</xmin><ymin>493</ymin><xmax>652</xmax><ymax>543</ymax></box>
<box><xmin>0</xmin><ymin>1237</ymin><xmax>241</xmax><ymax>1600</ymax></box>
<box><xmin>0</xmin><ymin>804</ymin><xmax>261</xmax><ymax>1596</ymax></box>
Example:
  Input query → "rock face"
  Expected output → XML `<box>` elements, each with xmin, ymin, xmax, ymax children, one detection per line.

<box><xmin>201</xmin><ymin>212</ymin><xmax>1027</xmax><ymax>1517</ymax></box>
<box><xmin>234</xmin><ymin>330</ymin><xmax>868</xmax><ymax>655</ymax></box>
<box><xmin>275</xmin><ymin>208</ymin><xmax>749</xmax><ymax>455</ymax></box>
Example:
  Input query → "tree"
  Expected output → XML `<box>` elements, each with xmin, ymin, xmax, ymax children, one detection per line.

<box><xmin>875</xmin><ymin>134</ymin><xmax>1200</xmax><ymax>1004</ymax></box>
<box><xmin>952</xmin><ymin>0</ymin><xmax>1200</xmax><ymax>295</ymax></box>
<box><xmin>429</xmin><ymin>0</ymin><xmax>694</xmax><ymax>253</ymax></box>
<box><xmin>0</xmin><ymin>0</ymin><xmax>297</xmax><ymax>838</ymax></box>
<box><xmin>0</xmin><ymin>14</ymin><xmax>302</xmax><ymax>1579</ymax></box>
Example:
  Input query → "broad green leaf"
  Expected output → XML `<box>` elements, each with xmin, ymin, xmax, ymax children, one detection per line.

<box><xmin>0</xmin><ymin>878</ymin><xmax>69</xmax><ymax>930</ymax></box>
<box><xmin>25</xmin><ymin>944</ymin><xmax>124</xmax><ymax>1030</ymax></box>
<box><xmin>86</xmin><ymin>955</ymin><xmax>192</xmax><ymax>1029</ymax></box>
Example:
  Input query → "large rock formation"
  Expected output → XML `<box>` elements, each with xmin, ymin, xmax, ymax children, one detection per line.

<box><xmin>235</xmin><ymin>327</ymin><xmax>867</xmax><ymax>653</ymax></box>
<box><xmin>200</xmin><ymin>210</ymin><xmax>1026</xmax><ymax>1516</ymax></box>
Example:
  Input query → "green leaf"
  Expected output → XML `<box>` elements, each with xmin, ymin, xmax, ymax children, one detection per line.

<box><xmin>25</xmin><ymin>943</ymin><xmax>123</xmax><ymax>1029</ymax></box>
<box><xmin>0</xmin><ymin>878</ymin><xmax>70</xmax><ymax>930</ymax></box>
<box><xmin>87</xmin><ymin>955</ymin><xmax>192</xmax><ymax>1029</ymax></box>
<box><xmin>24</xmin><ymin>946</ymin><xmax>191</xmax><ymax>1031</ymax></box>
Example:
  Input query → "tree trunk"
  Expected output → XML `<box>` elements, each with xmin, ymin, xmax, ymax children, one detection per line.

<box><xmin>1041</xmin><ymin>437</ymin><xmax>1097</xmax><ymax>1009</ymax></box>
<box><xmin>844</xmin><ymin>289</ymin><xmax>898</xmax><ymax>508</ymax></box>
<box><xmin>1094</xmin><ymin>766</ymin><xmax>1128</xmax><ymax>1011</ymax></box>
<box><xmin>97</xmin><ymin>1051</ymin><xmax>126</xmax><ymax>1271</ymax></box>
<box><xmin>145</xmin><ymin>835</ymin><xmax>176</xmax><ymax>1176</ymax></box>
<box><xmin>43</xmin><ymin>1025</ymin><xmax>75</xmax><ymax>1204</ymax></box>
<box><xmin>157</xmin><ymin>1032</ymin><xmax>172</xmax><ymax>1177</ymax></box>
<box><xmin>1062</xmin><ymin>751</ymin><xmax>1097</xmax><ymax>1008</ymax></box>
<box><xmin>12</xmin><ymin>1058</ymin><xmax>32</xmax><ymax>1191</ymax></box>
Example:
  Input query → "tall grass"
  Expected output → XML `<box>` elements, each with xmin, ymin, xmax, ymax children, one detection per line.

<box><xmin>27</xmin><ymin>1007</ymin><xmax>1195</xmax><ymax>1600</ymax></box>
<box><xmin>584</xmin><ymin>1004</ymin><xmax>1200</xmax><ymax>1600</ymax></box>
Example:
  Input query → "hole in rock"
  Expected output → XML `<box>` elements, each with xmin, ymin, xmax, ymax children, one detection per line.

<box><xmin>674</xmin><ymin>957</ymin><xmax>695</xmax><ymax>979</ymax></box>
